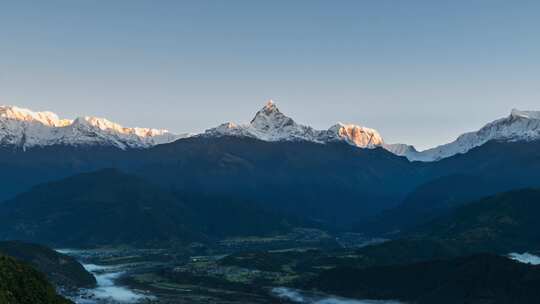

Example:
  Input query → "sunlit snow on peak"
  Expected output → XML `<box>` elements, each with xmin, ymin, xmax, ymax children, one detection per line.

<box><xmin>205</xmin><ymin>100</ymin><xmax>384</xmax><ymax>149</ymax></box>
<box><xmin>0</xmin><ymin>104</ymin><xmax>188</xmax><ymax>149</ymax></box>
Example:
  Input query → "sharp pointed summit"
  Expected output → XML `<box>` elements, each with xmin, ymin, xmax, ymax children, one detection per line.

<box><xmin>9</xmin><ymin>101</ymin><xmax>539</xmax><ymax>162</ymax></box>
<box><xmin>264</xmin><ymin>99</ymin><xmax>276</xmax><ymax>109</ymax></box>
<box><xmin>204</xmin><ymin>100</ymin><xmax>385</xmax><ymax>149</ymax></box>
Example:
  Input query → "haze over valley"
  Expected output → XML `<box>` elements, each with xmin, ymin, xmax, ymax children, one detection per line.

<box><xmin>2</xmin><ymin>100</ymin><xmax>540</xmax><ymax>303</ymax></box>
<box><xmin>2</xmin><ymin>1</ymin><xmax>540</xmax><ymax>304</ymax></box>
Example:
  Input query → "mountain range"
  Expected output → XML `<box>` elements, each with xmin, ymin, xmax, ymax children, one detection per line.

<box><xmin>3</xmin><ymin>101</ymin><xmax>540</xmax><ymax>161</ymax></box>
<box><xmin>203</xmin><ymin>100</ymin><xmax>384</xmax><ymax>149</ymax></box>
<box><xmin>2</xmin><ymin>99</ymin><xmax>540</xmax><ymax>304</ymax></box>
<box><xmin>0</xmin><ymin>105</ymin><xmax>187</xmax><ymax>150</ymax></box>
<box><xmin>1</xmin><ymin>100</ymin><xmax>540</xmax><ymax>239</ymax></box>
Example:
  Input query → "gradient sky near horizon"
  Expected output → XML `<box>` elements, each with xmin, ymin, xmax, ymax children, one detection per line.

<box><xmin>1</xmin><ymin>1</ymin><xmax>539</xmax><ymax>150</ymax></box>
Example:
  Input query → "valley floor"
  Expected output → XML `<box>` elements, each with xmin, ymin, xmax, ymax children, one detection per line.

<box><xmin>55</xmin><ymin>232</ymin><xmax>392</xmax><ymax>304</ymax></box>
<box><xmin>54</xmin><ymin>227</ymin><xmax>540</xmax><ymax>304</ymax></box>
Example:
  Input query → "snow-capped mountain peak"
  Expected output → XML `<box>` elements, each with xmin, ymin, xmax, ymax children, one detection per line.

<box><xmin>250</xmin><ymin>100</ymin><xmax>294</xmax><ymax>129</ymax></box>
<box><xmin>383</xmin><ymin>143</ymin><xmax>418</xmax><ymax>157</ymax></box>
<box><xmin>328</xmin><ymin>123</ymin><xmax>384</xmax><ymax>148</ymax></box>
<box><xmin>204</xmin><ymin>100</ymin><xmax>385</xmax><ymax>148</ymax></box>
<box><xmin>510</xmin><ymin>108</ymin><xmax>540</xmax><ymax>120</ymax></box>
<box><xmin>0</xmin><ymin>105</ymin><xmax>71</xmax><ymax>127</ymax></box>
<box><xmin>261</xmin><ymin>99</ymin><xmax>278</xmax><ymax>113</ymax></box>
<box><xmin>74</xmin><ymin>116</ymin><xmax>172</xmax><ymax>139</ymax></box>
<box><xmin>388</xmin><ymin>108</ymin><xmax>540</xmax><ymax>162</ymax></box>
<box><xmin>6</xmin><ymin>102</ymin><xmax>539</xmax><ymax>162</ymax></box>
<box><xmin>246</xmin><ymin>100</ymin><xmax>310</xmax><ymax>140</ymax></box>
<box><xmin>0</xmin><ymin>105</ymin><xmax>187</xmax><ymax>149</ymax></box>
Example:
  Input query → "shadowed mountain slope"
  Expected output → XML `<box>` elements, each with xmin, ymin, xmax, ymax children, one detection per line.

<box><xmin>0</xmin><ymin>254</ymin><xmax>73</xmax><ymax>304</ymax></box>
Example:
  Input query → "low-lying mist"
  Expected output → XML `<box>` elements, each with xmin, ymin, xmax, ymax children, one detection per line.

<box><xmin>272</xmin><ymin>287</ymin><xmax>403</xmax><ymax>304</ymax></box>
<box><xmin>508</xmin><ymin>252</ymin><xmax>540</xmax><ymax>265</ymax></box>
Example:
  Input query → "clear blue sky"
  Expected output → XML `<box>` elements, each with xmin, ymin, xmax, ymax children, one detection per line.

<box><xmin>1</xmin><ymin>1</ymin><xmax>539</xmax><ymax>149</ymax></box>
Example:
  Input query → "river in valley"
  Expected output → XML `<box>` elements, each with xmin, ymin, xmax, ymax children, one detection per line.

<box><xmin>56</xmin><ymin>249</ymin><xmax>154</xmax><ymax>304</ymax></box>
<box><xmin>55</xmin><ymin>248</ymin><xmax>540</xmax><ymax>304</ymax></box>
<box><xmin>57</xmin><ymin>247</ymin><xmax>406</xmax><ymax>304</ymax></box>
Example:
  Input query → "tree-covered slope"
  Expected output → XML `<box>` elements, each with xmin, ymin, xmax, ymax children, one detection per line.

<box><xmin>0</xmin><ymin>241</ymin><xmax>95</xmax><ymax>289</ymax></box>
<box><xmin>409</xmin><ymin>188</ymin><xmax>540</xmax><ymax>253</ymax></box>
<box><xmin>361</xmin><ymin>174</ymin><xmax>508</xmax><ymax>235</ymax></box>
<box><xmin>131</xmin><ymin>136</ymin><xmax>422</xmax><ymax>227</ymax></box>
<box><xmin>307</xmin><ymin>254</ymin><xmax>540</xmax><ymax>304</ymax></box>
<box><xmin>361</xmin><ymin>141</ymin><xmax>540</xmax><ymax>235</ymax></box>
<box><xmin>0</xmin><ymin>169</ymin><xmax>202</xmax><ymax>247</ymax></box>
<box><xmin>0</xmin><ymin>136</ymin><xmax>424</xmax><ymax>228</ymax></box>
<box><xmin>0</xmin><ymin>168</ymin><xmax>308</xmax><ymax>248</ymax></box>
<box><xmin>0</xmin><ymin>255</ymin><xmax>73</xmax><ymax>304</ymax></box>
<box><xmin>3</xmin><ymin>138</ymin><xmax>540</xmax><ymax>234</ymax></box>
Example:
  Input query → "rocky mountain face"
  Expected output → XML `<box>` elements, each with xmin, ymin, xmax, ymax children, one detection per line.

<box><xmin>203</xmin><ymin>100</ymin><xmax>385</xmax><ymax>148</ymax></box>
